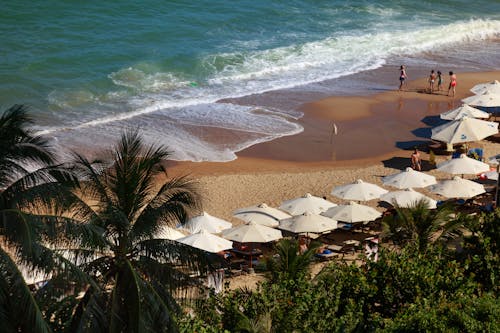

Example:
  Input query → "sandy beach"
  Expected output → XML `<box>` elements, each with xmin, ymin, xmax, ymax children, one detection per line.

<box><xmin>165</xmin><ymin>71</ymin><xmax>500</xmax><ymax>221</ymax></box>
<box><xmin>165</xmin><ymin>70</ymin><xmax>500</xmax><ymax>290</ymax></box>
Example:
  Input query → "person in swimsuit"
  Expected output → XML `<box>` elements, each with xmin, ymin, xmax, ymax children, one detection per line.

<box><xmin>399</xmin><ymin>65</ymin><xmax>407</xmax><ymax>91</ymax></box>
<box><xmin>448</xmin><ymin>71</ymin><xmax>457</xmax><ymax>97</ymax></box>
<box><xmin>428</xmin><ymin>70</ymin><xmax>436</xmax><ymax>93</ymax></box>
<box><xmin>411</xmin><ymin>148</ymin><xmax>422</xmax><ymax>171</ymax></box>
<box><xmin>437</xmin><ymin>71</ymin><xmax>443</xmax><ymax>91</ymax></box>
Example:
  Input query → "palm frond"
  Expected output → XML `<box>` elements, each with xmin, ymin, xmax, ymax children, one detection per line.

<box><xmin>0</xmin><ymin>247</ymin><xmax>51</xmax><ymax>333</ymax></box>
<box><xmin>132</xmin><ymin>176</ymin><xmax>201</xmax><ymax>240</ymax></box>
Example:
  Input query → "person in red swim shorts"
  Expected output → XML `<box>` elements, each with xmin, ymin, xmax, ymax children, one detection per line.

<box><xmin>448</xmin><ymin>71</ymin><xmax>457</xmax><ymax>97</ymax></box>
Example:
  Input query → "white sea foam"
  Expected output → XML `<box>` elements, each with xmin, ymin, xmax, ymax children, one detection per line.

<box><xmin>43</xmin><ymin>19</ymin><xmax>500</xmax><ymax>161</ymax></box>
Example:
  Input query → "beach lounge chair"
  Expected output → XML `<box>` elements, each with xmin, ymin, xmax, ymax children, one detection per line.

<box><xmin>467</xmin><ymin>148</ymin><xmax>484</xmax><ymax>161</ymax></box>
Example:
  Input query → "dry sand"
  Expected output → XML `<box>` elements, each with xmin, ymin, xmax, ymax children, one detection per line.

<box><xmin>164</xmin><ymin>71</ymin><xmax>500</xmax><ymax>290</ymax></box>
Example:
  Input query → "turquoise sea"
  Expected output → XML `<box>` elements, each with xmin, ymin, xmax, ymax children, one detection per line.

<box><xmin>2</xmin><ymin>1</ymin><xmax>500</xmax><ymax>161</ymax></box>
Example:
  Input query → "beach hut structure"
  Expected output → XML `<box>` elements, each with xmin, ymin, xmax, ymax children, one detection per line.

<box><xmin>279</xmin><ymin>212</ymin><xmax>338</xmax><ymax>234</ymax></box>
<box><xmin>380</xmin><ymin>188</ymin><xmax>437</xmax><ymax>209</ymax></box>
<box><xmin>382</xmin><ymin>167</ymin><xmax>437</xmax><ymax>189</ymax></box>
<box><xmin>331</xmin><ymin>179</ymin><xmax>388</xmax><ymax>202</ymax></box>
<box><xmin>176</xmin><ymin>230</ymin><xmax>233</xmax><ymax>253</ymax></box>
<box><xmin>431</xmin><ymin>116</ymin><xmax>498</xmax><ymax>144</ymax></box>
<box><xmin>429</xmin><ymin>176</ymin><xmax>486</xmax><ymax>199</ymax></box>
<box><xmin>436</xmin><ymin>154</ymin><xmax>490</xmax><ymax>176</ymax></box>
<box><xmin>321</xmin><ymin>201</ymin><xmax>382</xmax><ymax>223</ymax></box>
<box><xmin>470</xmin><ymin>80</ymin><xmax>500</xmax><ymax>95</ymax></box>
<box><xmin>279</xmin><ymin>193</ymin><xmax>337</xmax><ymax>215</ymax></box>
<box><xmin>233</xmin><ymin>211</ymin><xmax>279</xmax><ymax>228</ymax></box>
<box><xmin>462</xmin><ymin>91</ymin><xmax>500</xmax><ymax>108</ymax></box>
<box><xmin>181</xmin><ymin>211</ymin><xmax>232</xmax><ymax>234</ymax></box>
<box><xmin>440</xmin><ymin>104</ymin><xmax>490</xmax><ymax>120</ymax></box>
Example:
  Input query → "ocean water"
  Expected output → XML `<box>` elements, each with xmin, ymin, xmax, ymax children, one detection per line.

<box><xmin>1</xmin><ymin>0</ymin><xmax>500</xmax><ymax>161</ymax></box>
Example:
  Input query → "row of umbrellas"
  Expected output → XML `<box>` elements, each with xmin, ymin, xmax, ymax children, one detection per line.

<box><xmin>166</xmin><ymin>160</ymin><xmax>490</xmax><ymax>253</ymax></box>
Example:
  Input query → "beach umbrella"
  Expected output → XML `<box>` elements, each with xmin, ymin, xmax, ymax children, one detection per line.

<box><xmin>436</xmin><ymin>154</ymin><xmax>490</xmax><ymax>175</ymax></box>
<box><xmin>431</xmin><ymin>116</ymin><xmax>498</xmax><ymax>144</ymax></box>
<box><xmin>331</xmin><ymin>179</ymin><xmax>388</xmax><ymax>202</ymax></box>
<box><xmin>429</xmin><ymin>176</ymin><xmax>486</xmax><ymax>199</ymax></box>
<box><xmin>233</xmin><ymin>203</ymin><xmax>291</xmax><ymax>220</ymax></box>
<box><xmin>382</xmin><ymin>167</ymin><xmax>437</xmax><ymax>189</ymax></box>
<box><xmin>462</xmin><ymin>91</ymin><xmax>500</xmax><ymax>108</ymax></box>
<box><xmin>222</xmin><ymin>222</ymin><xmax>282</xmax><ymax>268</ymax></box>
<box><xmin>470</xmin><ymin>80</ymin><xmax>500</xmax><ymax>95</ymax></box>
<box><xmin>222</xmin><ymin>222</ymin><xmax>283</xmax><ymax>243</ymax></box>
<box><xmin>279</xmin><ymin>212</ymin><xmax>338</xmax><ymax>234</ymax></box>
<box><xmin>440</xmin><ymin>104</ymin><xmax>490</xmax><ymax>120</ymax></box>
<box><xmin>233</xmin><ymin>211</ymin><xmax>279</xmax><ymax>228</ymax></box>
<box><xmin>182</xmin><ymin>211</ymin><xmax>232</xmax><ymax>234</ymax></box>
<box><xmin>176</xmin><ymin>230</ymin><xmax>233</xmax><ymax>253</ymax></box>
<box><xmin>279</xmin><ymin>193</ymin><xmax>337</xmax><ymax>215</ymax></box>
<box><xmin>380</xmin><ymin>188</ymin><xmax>437</xmax><ymax>209</ymax></box>
<box><xmin>321</xmin><ymin>201</ymin><xmax>382</xmax><ymax>223</ymax></box>
<box><xmin>155</xmin><ymin>226</ymin><xmax>188</xmax><ymax>240</ymax></box>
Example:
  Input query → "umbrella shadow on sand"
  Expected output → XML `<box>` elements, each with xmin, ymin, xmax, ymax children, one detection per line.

<box><xmin>382</xmin><ymin>156</ymin><xmax>434</xmax><ymax>172</ymax></box>
<box><xmin>411</xmin><ymin>127</ymin><xmax>432</xmax><ymax>139</ymax></box>
<box><xmin>421</xmin><ymin>115</ymin><xmax>447</xmax><ymax>127</ymax></box>
<box><xmin>395</xmin><ymin>140</ymin><xmax>430</xmax><ymax>151</ymax></box>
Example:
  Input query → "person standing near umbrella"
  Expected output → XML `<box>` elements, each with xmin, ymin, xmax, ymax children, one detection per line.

<box><xmin>448</xmin><ymin>71</ymin><xmax>457</xmax><ymax>97</ymax></box>
<box><xmin>411</xmin><ymin>148</ymin><xmax>422</xmax><ymax>171</ymax></box>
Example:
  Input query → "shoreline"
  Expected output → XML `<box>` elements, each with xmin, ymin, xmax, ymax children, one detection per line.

<box><xmin>168</xmin><ymin>70</ymin><xmax>500</xmax><ymax>177</ymax></box>
<box><xmin>163</xmin><ymin>70</ymin><xmax>500</xmax><ymax>224</ymax></box>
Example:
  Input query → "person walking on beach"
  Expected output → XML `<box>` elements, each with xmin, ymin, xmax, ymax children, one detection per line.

<box><xmin>448</xmin><ymin>71</ymin><xmax>457</xmax><ymax>97</ymax></box>
<box><xmin>428</xmin><ymin>70</ymin><xmax>437</xmax><ymax>93</ymax></box>
<box><xmin>437</xmin><ymin>71</ymin><xmax>443</xmax><ymax>91</ymax></box>
<box><xmin>399</xmin><ymin>65</ymin><xmax>407</xmax><ymax>91</ymax></box>
<box><xmin>411</xmin><ymin>148</ymin><xmax>422</xmax><ymax>171</ymax></box>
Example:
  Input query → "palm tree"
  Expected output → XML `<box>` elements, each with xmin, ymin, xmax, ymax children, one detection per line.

<box><xmin>266</xmin><ymin>238</ymin><xmax>319</xmax><ymax>282</ymax></box>
<box><xmin>382</xmin><ymin>199</ymin><xmax>463</xmax><ymax>252</ymax></box>
<box><xmin>0</xmin><ymin>104</ymin><xmax>76</xmax><ymax>333</ymax></box>
<box><xmin>54</xmin><ymin>130</ymin><xmax>207</xmax><ymax>332</ymax></box>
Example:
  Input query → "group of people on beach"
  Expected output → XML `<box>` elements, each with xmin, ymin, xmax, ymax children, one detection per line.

<box><xmin>398</xmin><ymin>65</ymin><xmax>457</xmax><ymax>96</ymax></box>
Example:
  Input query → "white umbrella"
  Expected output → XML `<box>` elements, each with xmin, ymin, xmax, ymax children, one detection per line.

<box><xmin>431</xmin><ymin>116</ymin><xmax>498</xmax><ymax>144</ymax></box>
<box><xmin>233</xmin><ymin>211</ymin><xmax>279</xmax><ymax>228</ymax></box>
<box><xmin>279</xmin><ymin>212</ymin><xmax>338</xmax><ymax>234</ymax></box>
<box><xmin>279</xmin><ymin>193</ymin><xmax>337</xmax><ymax>215</ymax></box>
<box><xmin>222</xmin><ymin>222</ymin><xmax>283</xmax><ymax>243</ymax></box>
<box><xmin>429</xmin><ymin>176</ymin><xmax>486</xmax><ymax>198</ymax></box>
<box><xmin>155</xmin><ymin>226</ymin><xmax>188</xmax><ymax>240</ymax></box>
<box><xmin>382</xmin><ymin>167</ymin><xmax>437</xmax><ymax>189</ymax></box>
<box><xmin>321</xmin><ymin>201</ymin><xmax>381</xmax><ymax>223</ymax></box>
<box><xmin>331</xmin><ymin>179</ymin><xmax>388</xmax><ymax>201</ymax></box>
<box><xmin>182</xmin><ymin>211</ymin><xmax>232</xmax><ymax>234</ymax></box>
<box><xmin>470</xmin><ymin>80</ymin><xmax>500</xmax><ymax>95</ymax></box>
<box><xmin>462</xmin><ymin>91</ymin><xmax>500</xmax><ymax>107</ymax></box>
<box><xmin>233</xmin><ymin>203</ymin><xmax>291</xmax><ymax>220</ymax></box>
<box><xmin>436</xmin><ymin>154</ymin><xmax>490</xmax><ymax>175</ymax></box>
<box><xmin>440</xmin><ymin>104</ymin><xmax>490</xmax><ymax>120</ymax></box>
<box><xmin>177</xmin><ymin>230</ymin><xmax>233</xmax><ymax>253</ymax></box>
<box><xmin>380</xmin><ymin>188</ymin><xmax>437</xmax><ymax>209</ymax></box>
